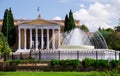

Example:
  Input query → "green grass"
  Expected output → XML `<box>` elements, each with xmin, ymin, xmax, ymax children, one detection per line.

<box><xmin>0</xmin><ymin>71</ymin><xmax>106</xmax><ymax>76</ymax></box>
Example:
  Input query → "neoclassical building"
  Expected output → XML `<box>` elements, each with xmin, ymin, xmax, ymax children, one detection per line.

<box><xmin>0</xmin><ymin>17</ymin><xmax>80</xmax><ymax>52</ymax></box>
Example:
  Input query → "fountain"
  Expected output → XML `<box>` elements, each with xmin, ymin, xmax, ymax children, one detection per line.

<box><xmin>15</xmin><ymin>28</ymin><xmax>119</xmax><ymax>61</ymax></box>
<box><xmin>60</xmin><ymin>28</ymin><xmax>108</xmax><ymax>49</ymax></box>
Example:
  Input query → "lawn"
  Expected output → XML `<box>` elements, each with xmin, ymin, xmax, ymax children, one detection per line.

<box><xmin>0</xmin><ymin>71</ymin><xmax>107</xmax><ymax>76</ymax></box>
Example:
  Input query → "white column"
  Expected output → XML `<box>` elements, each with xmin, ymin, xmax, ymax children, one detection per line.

<box><xmin>35</xmin><ymin>28</ymin><xmax>38</xmax><ymax>51</ymax></box>
<box><xmin>41</xmin><ymin>29</ymin><xmax>44</xmax><ymax>49</ymax></box>
<box><xmin>47</xmin><ymin>29</ymin><xmax>49</xmax><ymax>49</ymax></box>
<box><xmin>30</xmin><ymin>28</ymin><xmax>32</xmax><ymax>49</ymax></box>
<box><xmin>52</xmin><ymin>29</ymin><xmax>55</xmax><ymax>49</ymax></box>
<box><xmin>18</xmin><ymin>28</ymin><xmax>21</xmax><ymax>50</ymax></box>
<box><xmin>58</xmin><ymin>29</ymin><xmax>60</xmax><ymax>48</ymax></box>
<box><xmin>24</xmin><ymin>28</ymin><xmax>26</xmax><ymax>50</ymax></box>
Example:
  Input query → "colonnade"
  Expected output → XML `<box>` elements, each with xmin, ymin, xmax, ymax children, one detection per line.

<box><xmin>18</xmin><ymin>27</ymin><xmax>60</xmax><ymax>51</ymax></box>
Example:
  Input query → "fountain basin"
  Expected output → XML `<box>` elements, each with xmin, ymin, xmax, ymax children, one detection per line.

<box><xmin>59</xmin><ymin>45</ymin><xmax>94</xmax><ymax>49</ymax></box>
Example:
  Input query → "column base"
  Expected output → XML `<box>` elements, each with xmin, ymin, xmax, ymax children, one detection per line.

<box><xmin>16</xmin><ymin>49</ymin><xmax>31</xmax><ymax>52</ymax></box>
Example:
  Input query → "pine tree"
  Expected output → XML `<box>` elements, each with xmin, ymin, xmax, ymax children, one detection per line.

<box><xmin>68</xmin><ymin>10</ymin><xmax>76</xmax><ymax>30</ymax></box>
<box><xmin>64</xmin><ymin>10</ymin><xmax>76</xmax><ymax>32</ymax></box>
<box><xmin>1</xmin><ymin>8</ymin><xmax>16</xmax><ymax>47</ymax></box>
<box><xmin>8</xmin><ymin>8</ymin><xmax>16</xmax><ymax>46</ymax></box>
<box><xmin>1</xmin><ymin>9</ymin><xmax>9</xmax><ymax>37</ymax></box>
<box><xmin>64</xmin><ymin>14</ymin><xmax>69</xmax><ymax>32</ymax></box>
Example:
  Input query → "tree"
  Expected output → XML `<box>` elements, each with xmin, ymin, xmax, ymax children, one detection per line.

<box><xmin>105</xmin><ymin>32</ymin><xmax>120</xmax><ymax>50</ymax></box>
<box><xmin>1</xmin><ymin>8</ymin><xmax>16</xmax><ymax>47</ymax></box>
<box><xmin>80</xmin><ymin>24</ymin><xmax>89</xmax><ymax>32</ymax></box>
<box><xmin>99</xmin><ymin>28</ymin><xmax>120</xmax><ymax>50</ymax></box>
<box><xmin>114</xmin><ymin>26</ymin><xmax>120</xmax><ymax>32</ymax></box>
<box><xmin>1</xmin><ymin>9</ymin><xmax>8</xmax><ymax>38</ymax></box>
<box><xmin>0</xmin><ymin>32</ymin><xmax>11</xmax><ymax>54</ymax></box>
<box><xmin>98</xmin><ymin>27</ymin><xmax>102</xmax><ymax>31</ymax></box>
<box><xmin>105</xmin><ymin>28</ymin><xmax>114</xmax><ymax>33</ymax></box>
<box><xmin>68</xmin><ymin>10</ymin><xmax>76</xmax><ymax>30</ymax></box>
<box><xmin>64</xmin><ymin>10</ymin><xmax>76</xmax><ymax>32</ymax></box>
<box><xmin>0</xmin><ymin>32</ymin><xmax>11</xmax><ymax>61</ymax></box>
<box><xmin>64</xmin><ymin>14</ymin><xmax>69</xmax><ymax>32</ymax></box>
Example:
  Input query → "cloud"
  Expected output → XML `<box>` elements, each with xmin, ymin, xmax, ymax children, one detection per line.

<box><xmin>80</xmin><ymin>4</ymin><xmax>85</xmax><ymax>8</ymax></box>
<box><xmin>52</xmin><ymin>16</ymin><xmax>62</xmax><ymax>20</ymax></box>
<box><xmin>85</xmin><ymin>0</ymin><xmax>110</xmax><ymax>3</ymax></box>
<box><xmin>73</xmin><ymin>2</ymin><xmax>116</xmax><ymax>32</ymax></box>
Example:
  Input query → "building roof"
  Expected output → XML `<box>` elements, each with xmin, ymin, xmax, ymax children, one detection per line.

<box><xmin>0</xmin><ymin>18</ymin><xmax>80</xmax><ymax>27</ymax></box>
<box><xmin>50</xmin><ymin>20</ymin><xmax>80</xmax><ymax>26</ymax></box>
<box><xmin>21</xmin><ymin>19</ymin><xmax>59</xmax><ymax>25</ymax></box>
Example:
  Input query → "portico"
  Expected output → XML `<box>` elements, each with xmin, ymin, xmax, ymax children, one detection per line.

<box><xmin>17</xmin><ymin>19</ymin><xmax>61</xmax><ymax>52</ymax></box>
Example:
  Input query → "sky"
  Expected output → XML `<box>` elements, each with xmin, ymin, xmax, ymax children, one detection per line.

<box><xmin>0</xmin><ymin>0</ymin><xmax>120</xmax><ymax>31</ymax></box>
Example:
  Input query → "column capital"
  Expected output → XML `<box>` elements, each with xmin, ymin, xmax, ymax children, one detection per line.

<box><xmin>30</xmin><ymin>28</ymin><xmax>33</xmax><ymax>30</ymax></box>
<box><xmin>18</xmin><ymin>28</ymin><xmax>21</xmax><ymax>30</ymax></box>
<box><xmin>52</xmin><ymin>29</ymin><xmax>54</xmax><ymax>31</ymax></box>
<box><xmin>47</xmin><ymin>28</ymin><xmax>49</xmax><ymax>31</ymax></box>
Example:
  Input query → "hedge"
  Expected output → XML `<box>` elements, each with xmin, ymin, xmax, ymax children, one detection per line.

<box><xmin>3</xmin><ymin>58</ymin><xmax>120</xmax><ymax>71</ymax></box>
<box><xmin>50</xmin><ymin>59</ymin><xmax>80</xmax><ymax>68</ymax></box>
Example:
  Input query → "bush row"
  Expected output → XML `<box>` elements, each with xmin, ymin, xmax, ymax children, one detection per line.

<box><xmin>4</xmin><ymin>58</ymin><xmax>120</xmax><ymax>71</ymax></box>
<box><xmin>50</xmin><ymin>58</ymin><xmax>120</xmax><ymax>70</ymax></box>
<box><xmin>51</xmin><ymin>59</ymin><xmax>80</xmax><ymax>68</ymax></box>
<box><xmin>82</xmin><ymin>58</ymin><xmax>109</xmax><ymax>68</ymax></box>
<box><xmin>6</xmin><ymin>58</ymin><xmax>120</xmax><ymax>68</ymax></box>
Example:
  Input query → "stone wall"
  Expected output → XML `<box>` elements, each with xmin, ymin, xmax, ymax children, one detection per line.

<box><xmin>10</xmin><ymin>49</ymin><xmax>120</xmax><ymax>61</ymax></box>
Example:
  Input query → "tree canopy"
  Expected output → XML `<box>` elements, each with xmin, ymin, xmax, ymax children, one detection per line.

<box><xmin>114</xmin><ymin>26</ymin><xmax>120</xmax><ymax>32</ymax></box>
<box><xmin>0</xmin><ymin>32</ymin><xmax>11</xmax><ymax>54</ymax></box>
<box><xmin>80</xmin><ymin>24</ymin><xmax>89</xmax><ymax>32</ymax></box>
<box><xmin>64</xmin><ymin>10</ymin><xmax>76</xmax><ymax>32</ymax></box>
<box><xmin>64</xmin><ymin>14</ymin><xmax>69</xmax><ymax>32</ymax></box>
<box><xmin>68</xmin><ymin>10</ymin><xmax>76</xmax><ymax>30</ymax></box>
<box><xmin>99</xmin><ymin>28</ymin><xmax>120</xmax><ymax>50</ymax></box>
<box><xmin>1</xmin><ymin>8</ymin><xmax>16</xmax><ymax>47</ymax></box>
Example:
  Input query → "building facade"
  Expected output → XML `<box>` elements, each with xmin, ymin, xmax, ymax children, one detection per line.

<box><xmin>0</xmin><ymin>18</ymin><xmax>80</xmax><ymax>52</ymax></box>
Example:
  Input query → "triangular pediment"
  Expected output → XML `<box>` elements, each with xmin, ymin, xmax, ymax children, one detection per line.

<box><xmin>21</xmin><ymin>19</ymin><xmax>59</xmax><ymax>25</ymax></box>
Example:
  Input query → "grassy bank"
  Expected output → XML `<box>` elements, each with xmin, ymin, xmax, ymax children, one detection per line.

<box><xmin>0</xmin><ymin>71</ymin><xmax>118</xmax><ymax>76</ymax></box>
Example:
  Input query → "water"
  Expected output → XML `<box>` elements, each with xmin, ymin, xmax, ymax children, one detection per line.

<box><xmin>90</xmin><ymin>31</ymin><xmax>108</xmax><ymax>49</ymax></box>
<box><xmin>62</xmin><ymin>28</ymin><xmax>108</xmax><ymax>49</ymax></box>
<box><xmin>62</xmin><ymin>28</ymin><xmax>91</xmax><ymax>46</ymax></box>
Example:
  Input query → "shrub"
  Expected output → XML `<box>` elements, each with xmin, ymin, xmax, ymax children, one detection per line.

<box><xmin>59</xmin><ymin>60</ymin><xmax>71</xmax><ymax>67</ymax></box>
<box><xmin>100</xmin><ymin>60</ymin><xmax>109</xmax><ymax>68</ymax></box>
<box><xmin>93</xmin><ymin>60</ymin><xmax>101</xmax><ymax>67</ymax></box>
<box><xmin>50</xmin><ymin>60</ymin><xmax>59</xmax><ymax>67</ymax></box>
<box><xmin>94</xmin><ymin>60</ymin><xmax>109</xmax><ymax>68</ymax></box>
<box><xmin>50</xmin><ymin>59</ymin><xmax>80</xmax><ymax>68</ymax></box>
<box><xmin>82</xmin><ymin>58</ymin><xmax>94</xmax><ymax>67</ymax></box>
<box><xmin>6</xmin><ymin>60</ymin><xmax>22</xmax><ymax>65</ymax></box>
<box><xmin>70</xmin><ymin>60</ymin><xmax>80</xmax><ymax>67</ymax></box>
<box><xmin>111</xmin><ymin>60</ymin><xmax>120</xmax><ymax>68</ymax></box>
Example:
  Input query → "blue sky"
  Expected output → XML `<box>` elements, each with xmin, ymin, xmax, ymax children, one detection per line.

<box><xmin>0</xmin><ymin>0</ymin><xmax>119</xmax><ymax>31</ymax></box>
<box><xmin>0</xmin><ymin>0</ymin><xmax>85</xmax><ymax>19</ymax></box>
